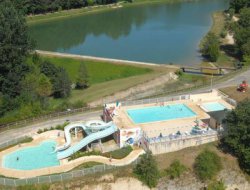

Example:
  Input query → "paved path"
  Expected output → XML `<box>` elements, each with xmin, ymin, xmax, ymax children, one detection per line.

<box><xmin>37</xmin><ymin>50</ymin><xmax>179</xmax><ymax>69</ymax></box>
<box><xmin>189</xmin><ymin>68</ymin><xmax>250</xmax><ymax>94</ymax></box>
<box><xmin>0</xmin><ymin>111</ymin><xmax>102</xmax><ymax>143</ymax></box>
<box><xmin>0</xmin><ymin>68</ymin><xmax>249</xmax><ymax>144</ymax></box>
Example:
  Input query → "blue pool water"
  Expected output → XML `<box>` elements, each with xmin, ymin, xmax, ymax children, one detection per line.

<box><xmin>201</xmin><ymin>102</ymin><xmax>226</xmax><ymax>112</ymax></box>
<box><xmin>3</xmin><ymin>141</ymin><xmax>59</xmax><ymax>170</ymax></box>
<box><xmin>127</xmin><ymin>104</ymin><xmax>196</xmax><ymax>124</ymax></box>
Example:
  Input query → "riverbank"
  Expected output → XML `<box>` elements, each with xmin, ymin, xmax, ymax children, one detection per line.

<box><xmin>26</xmin><ymin>0</ymin><xmax>195</xmax><ymax>25</ymax></box>
<box><xmin>200</xmin><ymin>11</ymin><xmax>236</xmax><ymax>68</ymax></box>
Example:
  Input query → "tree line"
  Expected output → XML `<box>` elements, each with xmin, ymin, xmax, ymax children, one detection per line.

<box><xmin>12</xmin><ymin>0</ymin><xmax>119</xmax><ymax>15</ymax></box>
<box><xmin>0</xmin><ymin>0</ymin><xmax>90</xmax><ymax>123</ymax></box>
<box><xmin>200</xmin><ymin>0</ymin><xmax>250</xmax><ymax>63</ymax></box>
<box><xmin>230</xmin><ymin>0</ymin><xmax>250</xmax><ymax>62</ymax></box>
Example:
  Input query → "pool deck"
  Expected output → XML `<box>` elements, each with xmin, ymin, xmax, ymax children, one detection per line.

<box><xmin>112</xmin><ymin>91</ymin><xmax>233</xmax><ymax>138</ymax></box>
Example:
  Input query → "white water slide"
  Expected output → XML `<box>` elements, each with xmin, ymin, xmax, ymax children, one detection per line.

<box><xmin>56</xmin><ymin>121</ymin><xmax>118</xmax><ymax>160</ymax></box>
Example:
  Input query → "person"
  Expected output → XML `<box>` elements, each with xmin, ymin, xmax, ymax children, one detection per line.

<box><xmin>16</xmin><ymin>157</ymin><xmax>19</xmax><ymax>161</ymax></box>
<box><xmin>159</xmin><ymin>133</ymin><xmax>163</xmax><ymax>138</ymax></box>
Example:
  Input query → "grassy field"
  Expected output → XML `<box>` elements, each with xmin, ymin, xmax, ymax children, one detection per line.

<box><xmin>220</xmin><ymin>86</ymin><xmax>250</xmax><ymax>102</ymax></box>
<box><xmin>154</xmin><ymin>142</ymin><xmax>240</xmax><ymax>172</ymax></box>
<box><xmin>41</xmin><ymin>56</ymin><xmax>152</xmax><ymax>84</ymax></box>
<box><xmin>40</xmin><ymin>55</ymin><xmax>174</xmax><ymax>107</ymax></box>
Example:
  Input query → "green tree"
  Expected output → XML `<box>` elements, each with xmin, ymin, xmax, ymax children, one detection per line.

<box><xmin>0</xmin><ymin>0</ymin><xmax>33</xmax><ymax>97</ymax></box>
<box><xmin>53</xmin><ymin>67</ymin><xmax>71</xmax><ymax>98</ymax></box>
<box><xmin>40</xmin><ymin>60</ymin><xmax>71</xmax><ymax>98</ymax></box>
<box><xmin>76</xmin><ymin>63</ymin><xmax>89</xmax><ymax>89</ymax></box>
<box><xmin>133</xmin><ymin>152</ymin><xmax>160</xmax><ymax>188</ymax></box>
<box><xmin>201</xmin><ymin>32</ymin><xmax>220</xmax><ymax>62</ymax></box>
<box><xmin>36</xmin><ymin>74</ymin><xmax>52</xmax><ymax>97</ymax></box>
<box><xmin>230</xmin><ymin>0</ymin><xmax>250</xmax><ymax>13</ymax></box>
<box><xmin>234</xmin><ymin>8</ymin><xmax>250</xmax><ymax>59</ymax></box>
<box><xmin>21</xmin><ymin>72</ymin><xmax>40</xmax><ymax>101</ymax></box>
<box><xmin>207</xmin><ymin>180</ymin><xmax>226</xmax><ymax>190</ymax></box>
<box><xmin>166</xmin><ymin>160</ymin><xmax>187</xmax><ymax>179</ymax></box>
<box><xmin>194</xmin><ymin>149</ymin><xmax>222</xmax><ymax>181</ymax></box>
<box><xmin>221</xmin><ymin>100</ymin><xmax>250</xmax><ymax>173</ymax></box>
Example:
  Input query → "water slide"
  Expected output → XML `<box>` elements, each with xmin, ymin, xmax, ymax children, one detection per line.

<box><xmin>55</xmin><ymin>123</ymin><xmax>85</xmax><ymax>152</ymax></box>
<box><xmin>56</xmin><ymin>121</ymin><xmax>118</xmax><ymax>160</ymax></box>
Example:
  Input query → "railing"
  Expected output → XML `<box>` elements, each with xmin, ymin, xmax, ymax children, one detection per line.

<box><xmin>0</xmin><ymin>106</ymin><xmax>102</xmax><ymax>132</ymax></box>
<box><xmin>0</xmin><ymin>136</ymin><xmax>29</xmax><ymax>150</ymax></box>
<box><xmin>0</xmin><ymin>158</ymin><xmax>140</xmax><ymax>187</ymax></box>
<box><xmin>145</xmin><ymin>130</ymin><xmax>218</xmax><ymax>144</ymax></box>
<box><xmin>120</xmin><ymin>94</ymin><xmax>191</xmax><ymax>107</ymax></box>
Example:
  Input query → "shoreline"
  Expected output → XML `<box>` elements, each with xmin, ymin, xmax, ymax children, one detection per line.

<box><xmin>26</xmin><ymin>0</ymin><xmax>198</xmax><ymax>25</ymax></box>
<box><xmin>36</xmin><ymin>50</ymin><xmax>180</xmax><ymax>69</ymax></box>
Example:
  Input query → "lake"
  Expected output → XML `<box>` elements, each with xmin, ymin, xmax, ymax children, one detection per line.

<box><xmin>29</xmin><ymin>0</ymin><xmax>229</xmax><ymax>66</ymax></box>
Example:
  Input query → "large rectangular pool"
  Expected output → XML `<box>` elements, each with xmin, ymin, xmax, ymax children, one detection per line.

<box><xmin>127</xmin><ymin>104</ymin><xmax>196</xmax><ymax>124</ymax></box>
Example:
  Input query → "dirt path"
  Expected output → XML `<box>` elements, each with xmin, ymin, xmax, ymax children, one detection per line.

<box><xmin>225</xmin><ymin>33</ymin><xmax>235</xmax><ymax>45</ymax></box>
<box><xmin>89</xmin><ymin>72</ymin><xmax>178</xmax><ymax>106</ymax></box>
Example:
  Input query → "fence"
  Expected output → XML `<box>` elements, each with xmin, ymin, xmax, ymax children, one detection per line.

<box><xmin>0</xmin><ymin>136</ymin><xmax>29</xmax><ymax>150</ymax></box>
<box><xmin>217</xmin><ymin>90</ymin><xmax>237</xmax><ymax>107</ymax></box>
<box><xmin>145</xmin><ymin>130</ymin><xmax>218</xmax><ymax>145</ymax></box>
<box><xmin>0</xmin><ymin>158</ymin><xmax>140</xmax><ymax>187</ymax></box>
<box><xmin>120</xmin><ymin>93</ymin><xmax>191</xmax><ymax>107</ymax></box>
<box><xmin>143</xmin><ymin>131</ymin><xmax>219</xmax><ymax>155</ymax></box>
<box><xmin>0</xmin><ymin>105</ymin><xmax>101</xmax><ymax>132</ymax></box>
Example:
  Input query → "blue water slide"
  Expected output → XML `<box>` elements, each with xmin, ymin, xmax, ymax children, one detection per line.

<box><xmin>57</xmin><ymin>122</ymin><xmax>118</xmax><ymax>160</ymax></box>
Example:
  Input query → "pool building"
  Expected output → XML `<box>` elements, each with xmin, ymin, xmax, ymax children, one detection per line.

<box><xmin>104</xmin><ymin>90</ymin><xmax>234</xmax><ymax>154</ymax></box>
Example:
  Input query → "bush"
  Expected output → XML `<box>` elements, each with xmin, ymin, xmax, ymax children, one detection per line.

<box><xmin>133</xmin><ymin>152</ymin><xmax>160</xmax><ymax>188</ymax></box>
<box><xmin>174</xmin><ymin>69</ymin><xmax>183</xmax><ymax>77</ymax></box>
<box><xmin>69</xmin><ymin>150</ymin><xmax>101</xmax><ymax>161</ymax></box>
<box><xmin>166</xmin><ymin>160</ymin><xmax>187</xmax><ymax>179</ymax></box>
<box><xmin>201</xmin><ymin>32</ymin><xmax>220</xmax><ymax>62</ymax></box>
<box><xmin>220</xmin><ymin>29</ymin><xmax>227</xmax><ymax>38</ymax></box>
<box><xmin>103</xmin><ymin>146</ymin><xmax>133</xmax><ymax>159</ymax></box>
<box><xmin>207</xmin><ymin>180</ymin><xmax>226</xmax><ymax>190</ymax></box>
<box><xmin>194</xmin><ymin>149</ymin><xmax>222</xmax><ymax>181</ymax></box>
<box><xmin>37</xmin><ymin>121</ymin><xmax>70</xmax><ymax>134</ymax></box>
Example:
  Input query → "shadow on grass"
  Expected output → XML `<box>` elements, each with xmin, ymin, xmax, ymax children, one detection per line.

<box><xmin>220</xmin><ymin>44</ymin><xmax>239</xmax><ymax>59</ymax></box>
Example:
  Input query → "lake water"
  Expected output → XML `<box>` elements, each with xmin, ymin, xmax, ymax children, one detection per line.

<box><xmin>29</xmin><ymin>0</ymin><xmax>229</xmax><ymax>65</ymax></box>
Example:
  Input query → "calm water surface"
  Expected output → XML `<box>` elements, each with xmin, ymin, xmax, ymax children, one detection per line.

<box><xmin>29</xmin><ymin>0</ymin><xmax>229</xmax><ymax>65</ymax></box>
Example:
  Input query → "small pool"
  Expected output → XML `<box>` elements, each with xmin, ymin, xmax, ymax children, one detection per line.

<box><xmin>3</xmin><ymin>140</ymin><xmax>59</xmax><ymax>170</ymax></box>
<box><xmin>127</xmin><ymin>104</ymin><xmax>196</xmax><ymax>124</ymax></box>
<box><xmin>201</xmin><ymin>102</ymin><xmax>227</xmax><ymax>112</ymax></box>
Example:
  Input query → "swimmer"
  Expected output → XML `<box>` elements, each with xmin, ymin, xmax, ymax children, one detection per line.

<box><xmin>16</xmin><ymin>157</ymin><xmax>19</xmax><ymax>161</ymax></box>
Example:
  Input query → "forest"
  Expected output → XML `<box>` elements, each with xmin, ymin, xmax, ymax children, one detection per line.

<box><xmin>12</xmin><ymin>0</ymin><xmax>120</xmax><ymax>15</ymax></box>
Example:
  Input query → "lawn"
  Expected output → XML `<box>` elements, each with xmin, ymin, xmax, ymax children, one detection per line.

<box><xmin>40</xmin><ymin>55</ymin><xmax>174</xmax><ymax>107</ymax></box>
<box><xmin>154</xmin><ymin>142</ymin><xmax>241</xmax><ymax>173</ymax></box>
<box><xmin>41</xmin><ymin>56</ymin><xmax>152</xmax><ymax>84</ymax></box>
<box><xmin>220</xmin><ymin>86</ymin><xmax>250</xmax><ymax>102</ymax></box>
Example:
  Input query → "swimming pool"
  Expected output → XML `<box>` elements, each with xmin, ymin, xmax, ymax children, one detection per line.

<box><xmin>127</xmin><ymin>104</ymin><xmax>196</xmax><ymax>124</ymax></box>
<box><xmin>3</xmin><ymin>140</ymin><xmax>59</xmax><ymax>170</ymax></box>
<box><xmin>201</xmin><ymin>102</ymin><xmax>227</xmax><ymax>112</ymax></box>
